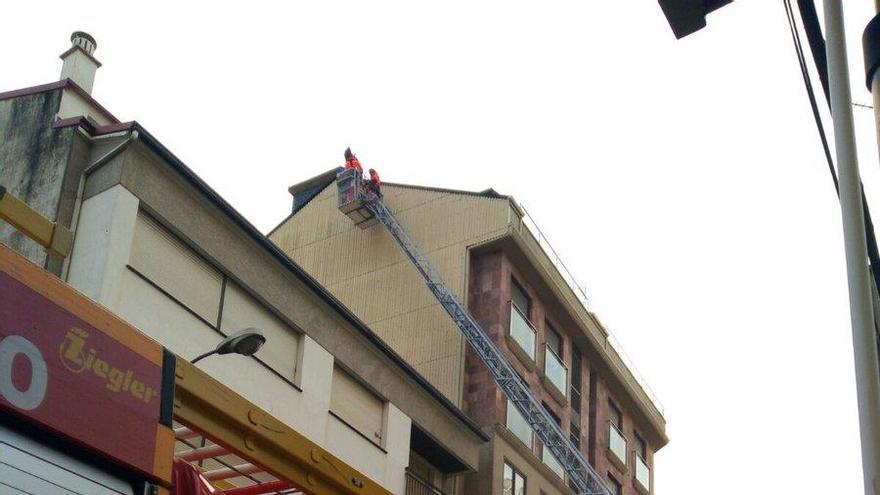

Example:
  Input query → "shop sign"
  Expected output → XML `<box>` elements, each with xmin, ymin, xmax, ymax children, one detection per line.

<box><xmin>0</xmin><ymin>269</ymin><xmax>163</xmax><ymax>478</ymax></box>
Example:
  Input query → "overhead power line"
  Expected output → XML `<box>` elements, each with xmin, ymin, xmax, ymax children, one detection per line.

<box><xmin>784</xmin><ymin>0</ymin><xmax>839</xmax><ymax>193</ymax></box>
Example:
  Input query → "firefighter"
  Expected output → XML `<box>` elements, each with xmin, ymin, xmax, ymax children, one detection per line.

<box><xmin>344</xmin><ymin>147</ymin><xmax>363</xmax><ymax>175</ymax></box>
<box><xmin>368</xmin><ymin>168</ymin><xmax>381</xmax><ymax>195</ymax></box>
<box><xmin>364</xmin><ymin>168</ymin><xmax>381</xmax><ymax>197</ymax></box>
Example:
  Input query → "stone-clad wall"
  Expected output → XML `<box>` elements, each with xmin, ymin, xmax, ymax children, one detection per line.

<box><xmin>0</xmin><ymin>90</ymin><xmax>77</xmax><ymax>272</ymax></box>
<box><xmin>465</xmin><ymin>247</ymin><xmax>657</xmax><ymax>495</ymax></box>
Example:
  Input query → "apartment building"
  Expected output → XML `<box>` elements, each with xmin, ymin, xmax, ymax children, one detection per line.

<box><xmin>0</xmin><ymin>33</ymin><xmax>487</xmax><ymax>494</ymax></box>
<box><xmin>271</xmin><ymin>175</ymin><xmax>669</xmax><ymax>495</ymax></box>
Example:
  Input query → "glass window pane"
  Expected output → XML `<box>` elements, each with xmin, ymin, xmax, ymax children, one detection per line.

<box><xmin>609</xmin><ymin>401</ymin><xmax>622</xmax><ymax>428</ymax></box>
<box><xmin>511</xmin><ymin>278</ymin><xmax>530</xmax><ymax>316</ymax></box>
<box><xmin>635</xmin><ymin>455</ymin><xmax>651</xmax><ymax>491</ymax></box>
<box><xmin>543</xmin><ymin>345</ymin><xmax>567</xmax><ymax>397</ymax></box>
<box><xmin>545</xmin><ymin>322</ymin><xmax>562</xmax><ymax>355</ymax></box>
<box><xmin>509</xmin><ymin>306</ymin><xmax>536</xmax><ymax>360</ymax></box>
<box><xmin>506</xmin><ymin>401</ymin><xmax>533</xmax><ymax>449</ymax></box>
<box><xmin>635</xmin><ymin>434</ymin><xmax>647</xmax><ymax>458</ymax></box>
<box><xmin>609</xmin><ymin>423</ymin><xmax>627</xmax><ymax>465</ymax></box>
<box><xmin>503</xmin><ymin>463</ymin><xmax>514</xmax><ymax>495</ymax></box>
<box><xmin>514</xmin><ymin>472</ymin><xmax>526</xmax><ymax>495</ymax></box>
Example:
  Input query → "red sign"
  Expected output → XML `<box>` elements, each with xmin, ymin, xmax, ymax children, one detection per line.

<box><xmin>0</xmin><ymin>269</ymin><xmax>163</xmax><ymax>477</ymax></box>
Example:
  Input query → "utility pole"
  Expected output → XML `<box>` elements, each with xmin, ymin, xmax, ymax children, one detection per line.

<box><xmin>825</xmin><ymin>2</ymin><xmax>880</xmax><ymax>494</ymax></box>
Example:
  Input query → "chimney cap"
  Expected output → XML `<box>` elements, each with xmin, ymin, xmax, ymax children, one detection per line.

<box><xmin>70</xmin><ymin>31</ymin><xmax>97</xmax><ymax>56</ymax></box>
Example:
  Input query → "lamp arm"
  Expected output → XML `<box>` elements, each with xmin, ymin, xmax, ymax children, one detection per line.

<box><xmin>190</xmin><ymin>349</ymin><xmax>217</xmax><ymax>364</ymax></box>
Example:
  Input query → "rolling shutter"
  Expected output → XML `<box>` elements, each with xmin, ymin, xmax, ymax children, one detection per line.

<box><xmin>330</xmin><ymin>366</ymin><xmax>384</xmax><ymax>443</ymax></box>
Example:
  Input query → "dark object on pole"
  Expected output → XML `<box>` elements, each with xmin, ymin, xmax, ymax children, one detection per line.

<box><xmin>796</xmin><ymin>0</ymin><xmax>830</xmax><ymax>106</ymax></box>
<box><xmin>863</xmin><ymin>13</ymin><xmax>880</xmax><ymax>90</ymax></box>
<box><xmin>658</xmin><ymin>0</ymin><xmax>733</xmax><ymax>39</ymax></box>
<box><xmin>190</xmin><ymin>328</ymin><xmax>266</xmax><ymax>364</ymax></box>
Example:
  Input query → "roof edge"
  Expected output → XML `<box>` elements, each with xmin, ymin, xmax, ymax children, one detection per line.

<box><xmin>383</xmin><ymin>181</ymin><xmax>508</xmax><ymax>200</ymax></box>
<box><xmin>0</xmin><ymin>79</ymin><xmax>120</xmax><ymax>124</ymax></box>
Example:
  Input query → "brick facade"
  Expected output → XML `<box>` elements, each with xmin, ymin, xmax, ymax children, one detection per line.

<box><xmin>465</xmin><ymin>248</ymin><xmax>657</xmax><ymax>495</ymax></box>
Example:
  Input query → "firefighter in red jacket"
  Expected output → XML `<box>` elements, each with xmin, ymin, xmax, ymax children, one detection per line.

<box><xmin>344</xmin><ymin>147</ymin><xmax>363</xmax><ymax>175</ymax></box>
<box><xmin>368</xmin><ymin>168</ymin><xmax>381</xmax><ymax>196</ymax></box>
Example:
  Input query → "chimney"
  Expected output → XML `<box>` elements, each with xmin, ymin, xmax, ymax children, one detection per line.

<box><xmin>60</xmin><ymin>31</ymin><xmax>101</xmax><ymax>94</ymax></box>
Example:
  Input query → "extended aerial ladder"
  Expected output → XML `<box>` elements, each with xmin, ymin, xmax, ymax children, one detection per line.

<box><xmin>336</xmin><ymin>168</ymin><xmax>610</xmax><ymax>495</ymax></box>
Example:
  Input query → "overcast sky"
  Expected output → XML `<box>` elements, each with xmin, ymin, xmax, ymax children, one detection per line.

<box><xmin>3</xmin><ymin>2</ymin><xmax>879</xmax><ymax>493</ymax></box>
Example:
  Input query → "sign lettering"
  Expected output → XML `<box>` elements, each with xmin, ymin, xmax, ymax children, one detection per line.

<box><xmin>0</xmin><ymin>335</ymin><xmax>47</xmax><ymax>411</ymax></box>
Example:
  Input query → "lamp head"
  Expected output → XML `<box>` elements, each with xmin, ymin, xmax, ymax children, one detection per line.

<box><xmin>215</xmin><ymin>328</ymin><xmax>266</xmax><ymax>357</ymax></box>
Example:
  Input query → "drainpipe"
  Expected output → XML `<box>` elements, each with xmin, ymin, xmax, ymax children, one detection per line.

<box><xmin>61</xmin><ymin>130</ymin><xmax>139</xmax><ymax>280</ymax></box>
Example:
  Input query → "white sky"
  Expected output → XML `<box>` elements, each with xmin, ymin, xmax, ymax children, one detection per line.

<box><xmin>2</xmin><ymin>2</ymin><xmax>878</xmax><ymax>493</ymax></box>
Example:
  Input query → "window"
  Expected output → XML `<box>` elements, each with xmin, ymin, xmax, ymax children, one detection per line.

<box><xmin>609</xmin><ymin>401</ymin><xmax>622</xmax><ymax>429</ymax></box>
<box><xmin>607</xmin><ymin>474</ymin><xmax>622</xmax><ymax>495</ymax></box>
<box><xmin>506</xmin><ymin>399</ymin><xmax>533</xmax><ymax>449</ymax></box>
<box><xmin>542</xmin><ymin>325</ymin><xmax>567</xmax><ymax>398</ymax></box>
<box><xmin>571</xmin><ymin>347</ymin><xmax>583</xmax><ymax>414</ymax></box>
<box><xmin>608</xmin><ymin>400</ymin><xmax>627</xmax><ymax>466</ymax></box>
<box><xmin>634</xmin><ymin>433</ymin><xmax>651</xmax><ymax>493</ymax></box>
<box><xmin>511</xmin><ymin>278</ymin><xmax>531</xmax><ymax>317</ymax></box>
<box><xmin>508</xmin><ymin>282</ymin><xmax>537</xmax><ymax>363</ymax></box>
<box><xmin>635</xmin><ymin>433</ymin><xmax>647</xmax><ymax>459</ymax></box>
<box><xmin>544</xmin><ymin>322</ymin><xmax>562</xmax><ymax>356</ymax></box>
<box><xmin>330</xmin><ymin>366</ymin><xmax>384</xmax><ymax>445</ymax></box>
<box><xmin>503</xmin><ymin>462</ymin><xmax>526</xmax><ymax>495</ymax></box>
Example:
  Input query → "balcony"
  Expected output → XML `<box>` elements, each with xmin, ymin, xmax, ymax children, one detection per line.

<box><xmin>542</xmin><ymin>446</ymin><xmax>565</xmax><ymax>480</ymax></box>
<box><xmin>507</xmin><ymin>304</ymin><xmax>537</xmax><ymax>369</ymax></box>
<box><xmin>634</xmin><ymin>453</ymin><xmax>651</xmax><ymax>494</ymax></box>
<box><xmin>541</xmin><ymin>344</ymin><xmax>568</xmax><ymax>404</ymax></box>
<box><xmin>405</xmin><ymin>470</ymin><xmax>448</xmax><ymax>495</ymax></box>
<box><xmin>607</xmin><ymin>422</ymin><xmax>627</xmax><ymax>472</ymax></box>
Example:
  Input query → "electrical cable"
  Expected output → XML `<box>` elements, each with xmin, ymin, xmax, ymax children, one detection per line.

<box><xmin>784</xmin><ymin>0</ymin><xmax>840</xmax><ymax>193</ymax></box>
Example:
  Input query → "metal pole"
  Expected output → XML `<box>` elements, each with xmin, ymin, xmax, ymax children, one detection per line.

<box><xmin>825</xmin><ymin>2</ymin><xmax>880</xmax><ymax>493</ymax></box>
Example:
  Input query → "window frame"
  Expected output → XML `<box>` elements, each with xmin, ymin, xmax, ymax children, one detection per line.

<box><xmin>607</xmin><ymin>474</ymin><xmax>622</xmax><ymax>495</ymax></box>
<box><xmin>503</xmin><ymin>461</ymin><xmax>527</xmax><ymax>495</ymax></box>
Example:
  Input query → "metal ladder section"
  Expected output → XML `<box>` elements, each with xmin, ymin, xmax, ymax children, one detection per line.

<box><xmin>362</xmin><ymin>197</ymin><xmax>610</xmax><ymax>495</ymax></box>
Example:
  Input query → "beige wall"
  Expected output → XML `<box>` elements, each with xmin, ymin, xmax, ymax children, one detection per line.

<box><xmin>271</xmin><ymin>184</ymin><xmax>510</xmax><ymax>404</ymax></box>
<box><xmin>78</xmin><ymin>138</ymin><xmax>485</xmax><ymax>472</ymax></box>
<box><xmin>67</xmin><ymin>185</ymin><xmax>412</xmax><ymax>492</ymax></box>
<box><xmin>57</xmin><ymin>87</ymin><xmax>113</xmax><ymax>125</ymax></box>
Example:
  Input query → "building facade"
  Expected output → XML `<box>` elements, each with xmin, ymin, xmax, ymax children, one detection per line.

<box><xmin>0</xmin><ymin>33</ymin><xmax>487</xmax><ymax>494</ymax></box>
<box><xmin>271</xmin><ymin>178</ymin><xmax>669</xmax><ymax>495</ymax></box>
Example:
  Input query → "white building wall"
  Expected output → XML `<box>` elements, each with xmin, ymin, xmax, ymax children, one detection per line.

<box><xmin>65</xmin><ymin>185</ymin><xmax>412</xmax><ymax>493</ymax></box>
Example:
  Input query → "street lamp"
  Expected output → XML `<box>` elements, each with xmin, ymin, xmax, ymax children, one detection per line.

<box><xmin>190</xmin><ymin>328</ymin><xmax>266</xmax><ymax>364</ymax></box>
<box><xmin>658</xmin><ymin>0</ymin><xmax>732</xmax><ymax>39</ymax></box>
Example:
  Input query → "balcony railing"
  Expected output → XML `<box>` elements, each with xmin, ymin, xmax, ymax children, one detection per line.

<box><xmin>405</xmin><ymin>470</ymin><xmax>447</xmax><ymax>495</ymax></box>
<box><xmin>608</xmin><ymin>422</ymin><xmax>627</xmax><ymax>467</ymax></box>
<box><xmin>508</xmin><ymin>304</ymin><xmax>536</xmax><ymax>362</ymax></box>
<box><xmin>505</xmin><ymin>400</ymin><xmax>533</xmax><ymax>449</ymax></box>
<box><xmin>635</xmin><ymin>453</ymin><xmax>651</xmax><ymax>493</ymax></box>
<box><xmin>542</xmin><ymin>446</ymin><xmax>566</xmax><ymax>480</ymax></box>
<box><xmin>543</xmin><ymin>345</ymin><xmax>568</xmax><ymax>398</ymax></box>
